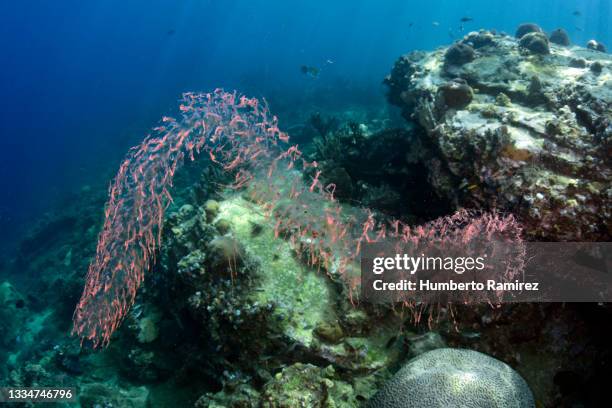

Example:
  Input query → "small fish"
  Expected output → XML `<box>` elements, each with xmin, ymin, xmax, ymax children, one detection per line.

<box><xmin>325</xmin><ymin>59</ymin><xmax>334</xmax><ymax>65</ymax></box>
<box><xmin>408</xmin><ymin>22</ymin><xmax>414</xmax><ymax>28</ymax></box>
<box><xmin>167</xmin><ymin>29</ymin><xmax>176</xmax><ymax>36</ymax></box>
<box><xmin>460</xmin><ymin>16</ymin><xmax>473</xmax><ymax>23</ymax></box>
<box><xmin>575</xmin><ymin>26</ymin><xmax>584</xmax><ymax>32</ymax></box>
<box><xmin>572</xmin><ymin>11</ymin><xmax>581</xmax><ymax>17</ymax></box>
<box><xmin>432</xmin><ymin>21</ymin><xmax>440</xmax><ymax>27</ymax></box>
<box><xmin>300</xmin><ymin>65</ymin><xmax>320</xmax><ymax>78</ymax></box>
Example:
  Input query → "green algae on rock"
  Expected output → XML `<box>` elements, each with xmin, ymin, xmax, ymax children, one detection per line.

<box><xmin>158</xmin><ymin>192</ymin><xmax>406</xmax><ymax>405</ymax></box>
<box><xmin>216</xmin><ymin>196</ymin><xmax>336</xmax><ymax>349</ymax></box>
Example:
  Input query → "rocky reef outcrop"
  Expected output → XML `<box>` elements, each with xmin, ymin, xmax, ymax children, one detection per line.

<box><xmin>385</xmin><ymin>29</ymin><xmax>611</xmax><ymax>240</ymax></box>
<box><xmin>158</xmin><ymin>194</ymin><xmax>406</xmax><ymax>406</ymax></box>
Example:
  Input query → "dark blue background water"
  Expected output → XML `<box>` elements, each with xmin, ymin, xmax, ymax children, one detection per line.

<box><xmin>0</xmin><ymin>0</ymin><xmax>610</xmax><ymax>253</ymax></box>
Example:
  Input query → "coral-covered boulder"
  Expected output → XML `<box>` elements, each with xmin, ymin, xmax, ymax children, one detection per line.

<box><xmin>549</xmin><ymin>28</ymin><xmax>571</xmax><ymax>46</ymax></box>
<box><xmin>587</xmin><ymin>39</ymin><xmax>607</xmax><ymax>53</ymax></box>
<box><xmin>445</xmin><ymin>43</ymin><xmax>476</xmax><ymax>66</ymax></box>
<box><xmin>519</xmin><ymin>32</ymin><xmax>550</xmax><ymax>54</ymax></box>
<box><xmin>437</xmin><ymin>78</ymin><xmax>474</xmax><ymax>109</ymax></box>
<box><xmin>515</xmin><ymin>23</ymin><xmax>543</xmax><ymax>39</ymax></box>
<box><xmin>385</xmin><ymin>31</ymin><xmax>611</xmax><ymax>240</ymax></box>
<box><xmin>462</xmin><ymin>30</ymin><xmax>495</xmax><ymax>49</ymax></box>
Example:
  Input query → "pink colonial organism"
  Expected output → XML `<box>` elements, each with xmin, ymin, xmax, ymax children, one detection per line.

<box><xmin>73</xmin><ymin>89</ymin><xmax>524</xmax><ymax>348</ymax></box>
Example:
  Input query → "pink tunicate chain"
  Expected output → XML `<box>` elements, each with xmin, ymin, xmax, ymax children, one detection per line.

<box><xmin>73</xmin><ymin>89</ymin><xmax>523</xmax><ymax>348</ymax></box>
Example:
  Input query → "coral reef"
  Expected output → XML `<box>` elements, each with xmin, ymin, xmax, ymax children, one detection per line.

<box><xmin>259</xmin><ymin>364</ymin><xmax>357</xmax><ymax>407</ymax></box>
<box><xmin>385</xmin><ymin>29</ymin><xmax>611</xmax><ymax>240</ymax></box>
<box><xmin>73</xmin><ymin>90</ymin><xmax>292</xmax><ymax>347</ymax></box>
<box><xmin>2</xmin><ymin>23</ymin><xmax>611</xmax><ymax>408</ymax></box>
<box><xmin>0</xmin><ymin>140</ymin><xmax>606</xmax><ymax>406</ymax></box>
<box><xmin>79</xmin><ymin>383</ymin><xmax>149</xmax><ymax>408</ymax></box>
<box><xmin>306</xmin><ymin>120</ymin><xmax>455</xmax><ymax>220</ymax></box>
<box><xmin>162</xmin><ymin>194</ymin><xmax>405</xmax><ymax>405</ymax></box>
<box><xmin>75</xmin><ymin>84</ymin><xmax>527</xmax><ymax>357</ymax></box>
<box><xmin>309</xmin><ymin>112</ymin><xmax>340</xmax><ymax>139</ymax></box>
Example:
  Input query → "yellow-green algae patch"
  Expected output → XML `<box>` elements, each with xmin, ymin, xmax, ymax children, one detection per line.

<box><xmin>216</xmin><ymin>194</ymin><xmax>337</xmax><ymax>348</ymax></box>
<box><xmin>215</xmin><ymin>195</ymin><xmax>402</xmax><ymax>373</ymax></box>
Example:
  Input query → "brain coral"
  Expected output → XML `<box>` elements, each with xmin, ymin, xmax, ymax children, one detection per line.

<box><xmin>367</xmin><ymin>348</ymin><xmax>534</xmax><ymax>408</ymax></box>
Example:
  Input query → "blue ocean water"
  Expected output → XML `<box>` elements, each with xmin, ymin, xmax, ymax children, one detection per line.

<box><xmin>0</xmin><ymin>0</ymin><xmax>609</xmax><ymax>251</ymax></box>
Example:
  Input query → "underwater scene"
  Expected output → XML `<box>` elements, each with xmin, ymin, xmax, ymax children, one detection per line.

<box><xmin>0</xmin><ymin>0</ymin><xmax>611</xmax><ymax>407</ymax></box>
